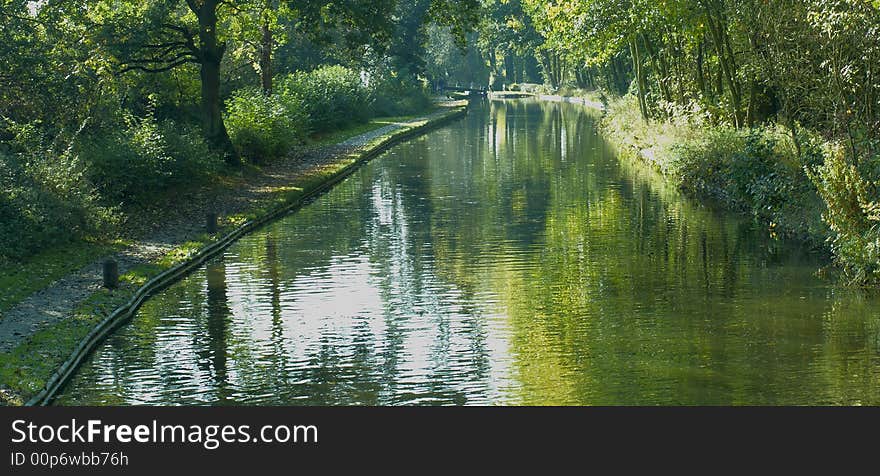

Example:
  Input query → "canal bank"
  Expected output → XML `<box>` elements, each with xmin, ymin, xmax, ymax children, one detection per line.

<box><xmin>523</xmin><ymin>91</ymin><xmax>828</xmax><ymax>258</ymax></box>
<box><xmin>0</xmin><ymin>103</ymin><xmax>467</xmax><ymax>406</ymax></box>
<box><xmin>598</xmin><ymin>95</ymin><xmax>830</xmax><ymax>250</ymax></box>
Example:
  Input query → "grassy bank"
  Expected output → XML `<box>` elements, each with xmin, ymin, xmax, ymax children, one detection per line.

<box><xmin>600</xmin><ymin>95</ymin><xmax>880</xmax><ymax>283</ymax></box>
<box><xmin>0</xmin><ymin>241</ymin><xmax>123</xmax><ymax>315</ymax></box>
<box><xmin>0</xmin><ymin>105</ymin><xmax>465</xmax><ymax>406</ymax></box>
<box><xmin>1</xmin><ymin>65</ymin><xmax>434</xmax><ymax>278</ymax></box>
<box><xmin>0</xmin><ymin>111</ymin><xmax>436</xmax><ymax>316</ymax></box>
<box><xmin>602</xmin><ymin>96</ymin><xmax>828</xmax><ymax>243</ymax></box>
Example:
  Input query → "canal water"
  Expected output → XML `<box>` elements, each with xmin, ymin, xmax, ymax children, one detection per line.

<box><xmin>58</xmin><ymin>100</ymin><xmax>880</xmax><ymax>405</ymax></box>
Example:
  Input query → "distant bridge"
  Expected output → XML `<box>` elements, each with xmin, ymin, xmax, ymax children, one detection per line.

<box><xmin>440</xmin><ymin>85</ymin><xmax>488</xmax><ymax>96</ymax></box>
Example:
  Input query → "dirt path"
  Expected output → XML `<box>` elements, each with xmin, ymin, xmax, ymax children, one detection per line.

<box><xmin>0</xmin><ymin>115</ymin><xmax>445</xmax><ymax>353</ymax></box>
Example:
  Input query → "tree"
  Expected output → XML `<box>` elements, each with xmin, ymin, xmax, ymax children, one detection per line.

<box><xmin>389</xmin><ymin>0</ymin><xmax>482</xmax><ymax>81</ymax></box>
<box><xmin>94</xmin><ymin>0</ymin><xmax>401</xmax><ymax>163</ymax></box>
<box><xmin>475</xmin><ymin>0</ymin><xmax>542</xmax><ymax>87</ymax></box>
<box><xmin>93</xmin><ymin>1</ymin><xmax>239</xmax><ymax>161</ymax></box>
<box><xmin>525</xmin><ymin>0</ymin><xmax>653</xmax><ymax>118</ymax></box>
<box><xmin>230</xmin><ymin>0</ymin><xmax>397</xmax><ymax>95</ymax></box>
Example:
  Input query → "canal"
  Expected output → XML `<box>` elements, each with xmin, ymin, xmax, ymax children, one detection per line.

<box><xmin>58</xmin><ymin>99</ymin><xmax>880</xmax><ymax>405</ymax></box>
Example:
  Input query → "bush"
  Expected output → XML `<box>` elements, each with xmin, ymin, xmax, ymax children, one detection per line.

<box><xmin>278</xmin><ymin>65</ymin><xmax>369</xmax><ymax>133</ymax></box>
<box><xmin>0</xmin><ymin>125</ymin><xmax>113</xmax><ymax>262</ymax></box>
<box><xmin>158</xmin><ymin>120</ymin><xmax>225</xmax><ymax>179</ymax></box>
<box><xmin>671</xmin><ymin>126</ymin><xmax>741</xmax><ymax>194</ymax></box>
<box><xmin>0</xmin><ymin>113</ymin><xmax>223</xmax><ymax>262</ymax></box>
<box><xmin>225</xmin><ymin>88</ymin><xmax>306</xmax><ymax>163</ymax></box>
<box><xmin>673</xmin><ymin>127</ymin><xmax>825</xmax><ymax>239</ymax></box>
<box><xmin>604</xmin><ymin>94</ymin><xmax>825</xmax><ymax>241</ymax></box>
<box><xmin>810</xmin><ymin>146</ymin><xmax>880</xmax><ymax>283</ymax></box>
<box><xmin>79</xmin><ymin>114</ymin><xmax>222</xmax><ymax>203</ymax></box>
<box><xmin>367</xmin><ymin>76</ymin><xmax>433</xmax><ymax>117</ymax></box>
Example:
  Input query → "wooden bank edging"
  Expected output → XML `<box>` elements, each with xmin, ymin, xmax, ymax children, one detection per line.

<box><xmin>26</xmin><ymin>105</ymin><xmax>467</xmax><ymax>406</ymax></box>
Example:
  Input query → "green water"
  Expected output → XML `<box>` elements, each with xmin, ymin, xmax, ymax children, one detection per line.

<box><xmin>58</xmin><ymin>100</ymin><xmax>880</xmax><ymax>405</ymax></box>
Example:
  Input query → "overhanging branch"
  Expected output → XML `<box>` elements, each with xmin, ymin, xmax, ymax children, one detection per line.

<box><xmin>116</xmin><ymin>58</ymin><xmax>197</xmax><ymax>75</ymax></box>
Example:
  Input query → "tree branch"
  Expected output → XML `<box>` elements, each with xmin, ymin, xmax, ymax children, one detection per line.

<box><xmin>117</xmin><ymin>58</ymin><xmax>197</xmax><ymax>76</ymax></box>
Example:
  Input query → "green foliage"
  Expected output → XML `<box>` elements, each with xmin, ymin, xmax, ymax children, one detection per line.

<box><xmin>278</xmin><ymin>65</ymin><xmax>369</xmax><ymax>133</ymax></box>
<box><xmin>810</xmin><ymin>147</ymin><xmax>880</xmax><ymax>284</ymax></box>
<box><xmin>226</xmin><ymin>64</ymin><xmax>436</xmax><ymax>162</ymax></box>
<box><xmin>0</xmin><ymin>122</ymin><xmax>115</xmax><ymax>262</ymax></box>
<box><xmin>367</xmin><ymin>75</ymin><xmax>433</xmax><ymax>117</ymax></box>
<box><xmin>79</xmin><ymin>114</ymin><xmax>222</xmax><ymax>204</ymax></box>
<box><xmin>604</xmin><ymin>96</ymin><xmax>826</xmax><ymax>242</ymax></box>
<box><xmin>225</xmin><ymin>88</ymin><xmax>307</xmax><ymax>163</ymax></box>
<box><xmin>560</xmin><ymin>0</ymin><xmax>880</xmax><ymax>284</ymax></box>
<box><xmin>425</xmin><ymin>25</ymin><xmax>491</xmax><ymax>86</ymax></box>
<box><xmin>675</xmin><ymin>127</ymin><xmax>823</xmax><ymax>237</ymax></box>
<box><xmin>1</xmin><ymin>0</ymin><xmax>446</xmax><ymax>266</ymax></box>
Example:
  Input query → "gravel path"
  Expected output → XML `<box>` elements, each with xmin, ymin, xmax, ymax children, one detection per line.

<box><xmin>0</xmin><ymin>111</ymin><xmax>451</xmax><ymax>353</ymax></box>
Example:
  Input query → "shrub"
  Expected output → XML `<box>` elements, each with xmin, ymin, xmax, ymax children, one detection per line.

<box><xmin>278</xmin><ymin>65</ymin><xmax>369</xmax><ymax>133</ymax></box>
<box><xmin>158</xmin><ymin>120</ymin><xmax>224</xmax><ymax>180</ymax></box>
<box><xmin>81</xmin><ymin>116</ymin><xmax>170</xmax><ymax>202</ymax></box>
<box><xmin>79</xmin><ymin>114</ymin><xmax>222</xmax><ymax>203</ymax></box>
<box><xmin>810</xmin><ymin>146</ymin><xmax>880</xmax><ymax>283</ymax></box>
<box><xmin>671</xmin><ymin>126</ymin><xmax>742</xmax><ymax>195</ymax></box>
<box><xmin>367</xmin><ymin>76</ymin><xmax>433</xmax><ymax>117</ymax></box>
<box><xmin>225</xmin><ymin>88</ymin><xmax>306</xmax><ymax>163</ymax></box>
<box><xmin>605</xmin><ymin>94</ymin><xmax>824</xmax><ymax>241</ymax></box>
<box><xmin>673</xmin><ymin>126</ymin><xmax>824</xmax><ymax>237</ymax></box>
<box><xmin>0</xmin><ymin>125</ymin><xmax>113</xmax><ymax>262</ymax></box>
<box><xmin>557</xmin><ymin>86</ymin><xmax>577</xmax><ymax>96</ymax></box>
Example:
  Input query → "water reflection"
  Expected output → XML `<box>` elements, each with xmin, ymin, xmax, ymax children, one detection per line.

<box><xmin>58</xmin><ymin>100</ymin><xmax>880</xmax><ymax>405</ymax></box>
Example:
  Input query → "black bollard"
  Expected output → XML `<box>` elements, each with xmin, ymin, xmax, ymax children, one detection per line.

<box><xmin>207</xmin><ymin>212</ymin><xmax>218</xmax><ymax>234</ymax></box>
<box><xmin>103</xmin><ymin>259</ymin><xmax>118</xmax><ymax>289</ymax></box>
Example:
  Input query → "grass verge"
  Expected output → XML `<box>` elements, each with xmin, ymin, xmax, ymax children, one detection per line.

<box><xmin>0</xmin><ymin>241</ymin><xmax>125</xmax><ymax>315</ymax></box>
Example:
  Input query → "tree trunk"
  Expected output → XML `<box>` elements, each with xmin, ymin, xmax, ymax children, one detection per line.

<box><xmin>613</xmin><ymin>55</ymin><xmax>628</xmax><ymax>94</ymax></box>
<box><xmin>643</xmin><ymin>35</ymin><xmax>672</xmax><ymax>104</ymax></box>
<box><xmin>547</xmin><ymin>52</ymin><xmax>564</xmax><ymax>90</ymax></box>
<box><xmin>745</xmin><ymin>31</ymin><xmax>761</xmax><ymax>126</ymax></box>
<box><xmin>702</xmin><ymin>1</ymin><xmax>742</xmax><ymax>127</ymax></box>
<box><xmin>260</xmin><ymin>20</ymin><xmax>273</xmax><ymax>94</ymax></box>
<box><xmin>745</xmin><ymin>80</ymin><xmax>758</xmax><ymax>126</ymax></box>
<box><xmin>487</xmin><ymin>49</ymin><xmax>498</xmax><ymax>87</ymax></box>
<box><xmin>503</xmin><ymin>53</ymin><xmax>514</xmax><ymax>84</ymax></box>
<box><xmin>575</xmin><ymin>66</ymin><xmax>589</xmax><ymax>89</ymax></box>
<box><xmin>194</xmin><ymin>0</ymin><xmax>238</xmax><ymax>164</ymax></box>
<box><xmin>630</xmin><ymin>39</ymin><xmax>649</xmax><ymax>122</ymax></box>
<box><xmin>696</xmin><ymin>40</ymin><xmax>706</xmax><ymax>98</ymax></box>
<box><xmin>784</xmin><ymin>106</ymin><xmax>802</xmax><ymax>158</ymax></box>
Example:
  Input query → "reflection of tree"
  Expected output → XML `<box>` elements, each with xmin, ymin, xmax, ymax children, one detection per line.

<box><xmin>429</xmin><ymin>100</ymin><xmax>879</xmax><ymax>405</ymax></box>
<box><xmin>204</xmin><ymin>259</ymin><xmax>230</xmax><ymax>402</ymax></box>
<box><xmin>263</xmin><ymin>231</ymin><xmax>292</xmax><ymax>393</ymax></box>
<box><xmin>362</xmin><ymin>137</ymin><xmax>492</xmax><ymax>404</ymax></box>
